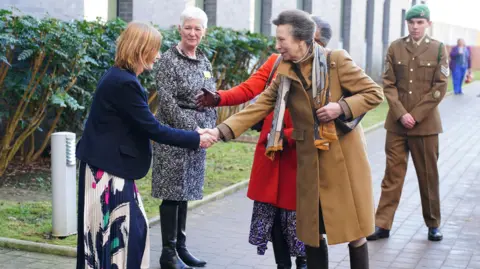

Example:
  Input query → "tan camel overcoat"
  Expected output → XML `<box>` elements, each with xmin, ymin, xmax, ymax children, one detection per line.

<box><xmin>218</xmin><ymin>49</ymin><xmax>384</xmax><ymax>246</ymax></box>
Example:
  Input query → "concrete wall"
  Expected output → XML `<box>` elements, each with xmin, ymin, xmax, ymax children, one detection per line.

<box><xmin>349</xmin><ymin>0</ymin><xmax>367</xmax><ymax>69</ymax></box>
<box><xmin>389</xmin><ymin>0</ymin><xmax>410</xmax><ymax>42</ymax></box>
<box><xmin>0</xmin><ymin>0</ymin><xmax>84</xmax><ymax>20</ymax></box>
<box><xmin>216</xmin><ymin>0</ymin><xmax>253</xmax><ymax>31</ymax></box>
<box><xmin>270</xmin><ymin>0</ymin><xmax>297</xmax><ymax>36</ymax></box>
<box><xmin>311</xmin><ymin>0</ymin><xmax>341</xmax><ymax>50</ymax></box>
<box><xmin>133</xmin><ymin>0</ymin><xmax>191</xmax><ymax>28</ymax></box>
<box><xmin>431</xmin><ymin>22</ymin><xmax>480</xmax><ymax>47</ymax></box>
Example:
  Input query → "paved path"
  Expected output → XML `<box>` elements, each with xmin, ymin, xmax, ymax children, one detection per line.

<box><xmin>2</xmin><ymin>84</ymin><xmax>480</xmax><ymax>268</ymax></box>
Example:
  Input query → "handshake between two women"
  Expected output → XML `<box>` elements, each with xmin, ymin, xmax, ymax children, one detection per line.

<box><xmin>197</xmin><ymin>127</ymin><xmax>221</xmax><ymax>149</ymax></box>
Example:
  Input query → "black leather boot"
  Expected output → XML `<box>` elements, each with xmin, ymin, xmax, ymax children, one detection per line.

<box><xmin>349</xmin><ymin>242</ymin><xmax>369</xmax><ymax>269</ymax></box>
<box><xmin>305</xmin><ymin>237</ymin><xmax>329</xmax><ymax>269</ymax></box>
<box><xmin>295</xmin><ymin>256</ymin><xmax>307</xmax><ymax>269</ymax></box>
<box><xmin>159</xmin><ymin>203</ymin><xmax>192</xmax><ymax>269</ymax></box>
<box><xmin>272</xmin><ymin>210</ymin><xmax>292</xmax><ymax>269</ymax></box>
<box><xmin>176</xmin><ymin>201</ymin><xmax>207</xmax><ymax>267</ymax></box>
<box><xmin>366</xmin><ymin>226</ymin><xmax>390</xmax><ymax>241</ymax></box>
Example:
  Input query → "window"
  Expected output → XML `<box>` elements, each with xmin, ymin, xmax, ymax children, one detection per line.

<box><xmin>260</xmin><ymin>0</ymin><xmax>272</xmax><ymax>36</ymax></box>
<box><xmin>297</xmin><ymin>0</ymin><xmax>304</xmax><ymax>10</ymax></box>
<box><xmin>365</xmin><ymin>0</ymin><xmax>375</xmax><ymax>74</ymax></box>
<box><xmin>203</xmin><ymin>0</ymin><xmax>217</xmax><ymax>27</ymax></box>
<box><xmin>297</xmin><ymin>0</ymin><xmax>312</xmax><ymax>13</ymax></box>
<box><xmin>340</xmin><ymin>0</ymin><xmax>352</xmax><ymax>51</ymax></box>
<box><xmin>195</xmin><ymin>0</ymin><xmax>204</xmax><ymax>8</ymax></box>
<box><xmin>382</xmin><ymin>0</ymin><xmax>391</xmax><ymax>72</ymax></box>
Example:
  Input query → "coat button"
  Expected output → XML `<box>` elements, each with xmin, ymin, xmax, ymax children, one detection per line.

<box><xmin>398</xmin><ymin>61</ymin><xmax>401</xmax><ymax>64</ymax></box>
<box><xmin>427</xmin><ymin>63</ymin><xmax>431</xmax><ymax>66</ymax></box>
<box><xmin>409</xmin><ymin>91</ymin><xmax>412</xmax><ymax>94</ymax></box>
<box><xmin>412</xmin><ymin>57</ymin><xmax>415</xmax><ymax>60</ymax></box>
<box><xmin>410</xmin><ymin>69</ymin><xmax>413</xmax><ymax>72</ymax></box>
<box><xmin>410</xmin><ymin>80</ymin><xmax>413</xmax><ymax>83</ymax></box>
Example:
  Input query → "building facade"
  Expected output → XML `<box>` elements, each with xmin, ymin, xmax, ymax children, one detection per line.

<box><xmin>2</xmin><ymin>0</ymin><xmax>479</xmax><ymax>80</ymax></box>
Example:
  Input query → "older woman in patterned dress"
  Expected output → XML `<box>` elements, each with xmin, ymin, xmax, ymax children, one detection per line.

<box><xmin>151</xmin><ymin>6</ymin><xmax>216</xmax><ymax>269</ymax></box>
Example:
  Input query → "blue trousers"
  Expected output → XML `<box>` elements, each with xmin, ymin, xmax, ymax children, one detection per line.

<box><xmin>452</xmin><ymin>65</ymin><xmax>468</xmax><ymax>94</ymax></box>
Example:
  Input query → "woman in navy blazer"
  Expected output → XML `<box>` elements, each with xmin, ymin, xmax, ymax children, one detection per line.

<box><xmin>75</xmin><ymin>22</ymin><xmax>216</xmax><ymax>269</ymax></box>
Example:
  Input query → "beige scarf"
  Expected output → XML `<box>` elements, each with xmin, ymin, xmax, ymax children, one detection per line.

<box><xmin>265</xmin><ymin>44</ymin><xmax>338</xmax><ymax>160</ymax></box>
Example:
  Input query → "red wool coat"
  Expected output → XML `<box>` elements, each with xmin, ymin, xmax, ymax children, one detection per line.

<box><xmin>218</xmin><ymin>54</ymin><xmax>297</xmax><ymax>210</ymax></box>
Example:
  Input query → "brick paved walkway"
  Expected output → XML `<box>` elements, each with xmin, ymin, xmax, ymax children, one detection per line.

<box><xmin>1</xmin><ymin>84</ymin><xmax>480</xmax><ymax>268</ymax></box>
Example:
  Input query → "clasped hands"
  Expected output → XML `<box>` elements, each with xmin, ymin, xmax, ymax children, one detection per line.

<box><xmin>400</xmin><ymin>113</ymin><xmax>416</xmax><ymax>129</ymax></box>
<box><xmin>197</xmin><ymin>128</ymin><xmax>221</xmax><ymax>148</ymax></box>
<box><xmin>196</xmin><ymin>103</ymin><xmax>343</xmax><ymax>148</ymax></box>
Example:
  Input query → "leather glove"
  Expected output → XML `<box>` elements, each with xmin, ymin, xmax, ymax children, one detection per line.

<box><xmin>195</xmin><ymin>88</ymin><xmax>220</xmax><ymax>111</ymax></box>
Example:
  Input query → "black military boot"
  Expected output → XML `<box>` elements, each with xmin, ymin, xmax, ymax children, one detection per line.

<box><xmin>349</xmin><ymin>242</ymin><xmax>369</xmax><ymax>269</ymax></box>
<box><xmin>159</xmin><ymin>202</ymin><xmax>192</xmax><ymax>269</ymax></box>
<box><xmin>176</xmin><ymin>201</ymin><xmax>207</xmax><ymax>267</ymax></box>
<box><xmin>428</xmin><ymin>228</ymin><xmax>443</xmax><ymax>241</ymax></box>
<box><xmin>305</xmin><ymin>237</ymin><xmax>329</xmax><ymax>269</ymax></box>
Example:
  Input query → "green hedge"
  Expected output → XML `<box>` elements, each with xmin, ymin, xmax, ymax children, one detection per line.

<box><xmin>0</xmin><ymin>9</ymin><xmax>276</xmax><ymax>177</ymax></box>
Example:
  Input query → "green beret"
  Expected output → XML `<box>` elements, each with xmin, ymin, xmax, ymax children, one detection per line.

<box><xmin>405</xmin><ymin>4</ymin><xmax>430</xmax><ymax>21</ymax></box>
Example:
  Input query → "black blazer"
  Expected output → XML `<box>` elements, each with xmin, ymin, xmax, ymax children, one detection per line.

<box><xmin>76</xmin><ymin>67</ymin><xmax>200</xmax><ymax>179</ymax></box>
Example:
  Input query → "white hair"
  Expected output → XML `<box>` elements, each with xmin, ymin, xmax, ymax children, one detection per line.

<box><xmin>180</xmin><ymin>7</ymin><xmax>208</xmax><ymax>28</ymax></box>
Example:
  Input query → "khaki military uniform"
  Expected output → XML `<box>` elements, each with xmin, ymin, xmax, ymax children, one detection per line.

<box><xmin>376</xmin><ymin>35</ymin><xmax>449</xmax><ymax>230</ymax></box>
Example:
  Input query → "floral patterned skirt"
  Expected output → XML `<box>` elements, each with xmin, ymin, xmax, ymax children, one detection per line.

<box><xmin>248</xmin><ymin>201</ymin><xmax>306</xmax><ymax>257</ymax></box>
<box><xmin>76</xmin><ymin>161</ymin><xmax>150</xmax><ymax>269</ymax></box>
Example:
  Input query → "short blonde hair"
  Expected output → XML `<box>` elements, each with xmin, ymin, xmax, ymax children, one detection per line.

<box><xmin>115</xmin><ymin>21</ymin><xmax>162</xmax><ymax>73</ymax></box>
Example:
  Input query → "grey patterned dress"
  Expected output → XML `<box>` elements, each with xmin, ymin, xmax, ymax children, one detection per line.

<box><xmin>151</xmin><ymin>46</ymin><xmax>217</xmax><ymax>201</ymax></box>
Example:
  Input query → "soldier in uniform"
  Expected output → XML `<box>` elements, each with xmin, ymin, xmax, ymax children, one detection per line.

<box><xmin>367</xmin><ymin>4</ymin><xmax>448</xmax><ymax>242</ymax></box>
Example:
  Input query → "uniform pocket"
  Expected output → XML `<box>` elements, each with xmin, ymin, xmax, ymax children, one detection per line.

<box><xmin>394</xmin><ymin>60</ymin><xmax>408</xmax><ymax>79</ymax></box>
<box><xmin>417</xmin><ymin>60</ymin><xmax>437</xmax><ymax>83</ymax></box>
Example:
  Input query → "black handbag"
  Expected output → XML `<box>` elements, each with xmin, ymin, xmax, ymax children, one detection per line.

<box><xmin>334</xmin><ymin>95</ymin><xmax>366</xmax><ymax>134</ymax></box>
<box><xmin>327</xmin><ymin>51</ymin><xmax>366</xmax><ymax>134</ymax></box>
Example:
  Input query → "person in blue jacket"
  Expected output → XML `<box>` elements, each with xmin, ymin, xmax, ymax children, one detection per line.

<box><xmin>75</xmin><ymin>21</ymin><xmax>216</xmax><ymax>269</ymax></box>
<box><xmin>450</xmin><ymin>38</ymin><xmax>472</xmax><ymax>95</ymax></box>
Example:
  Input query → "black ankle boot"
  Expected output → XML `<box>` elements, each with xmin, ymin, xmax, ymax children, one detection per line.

<box><xmin>348</xmin><ymin>242</ymin><xmax>369</xmax><ymax>269</ymax></box>
<box><xmin>159</xmin><ymin>203</ymin><xmax>192</xmax><ymax>269</ymax></box>
<box><xmin>295</xmin><ymin>256</ymin><xmax>307</xmax><ymax>269</ymax></box>
<box><xmin>305</xmin><ymin>237</ymin><xmax>329</xmax><ymax>269</ymax></box>
<box><xmin>176</xmin><ymin>201</ymin><xmax>206</xmax><ymax>267</ymax></box>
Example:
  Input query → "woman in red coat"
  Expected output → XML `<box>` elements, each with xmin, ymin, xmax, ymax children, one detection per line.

<box><xmin>196</xmin><ymin>17</ymin><xmax>332</xmax><ymax>269</ymax></box>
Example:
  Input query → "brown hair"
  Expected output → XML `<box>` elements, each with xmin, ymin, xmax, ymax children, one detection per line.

<box><xmin>114</xmin><ymin>21</ymin><xmax>162</xmax><ymax>73</ymax></box>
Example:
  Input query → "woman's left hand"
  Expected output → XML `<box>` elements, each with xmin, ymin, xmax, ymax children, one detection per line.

<box><xmin>316</xmin><ymin>102</ymin><xmax>343</xmax><ymax>123</ymax></box>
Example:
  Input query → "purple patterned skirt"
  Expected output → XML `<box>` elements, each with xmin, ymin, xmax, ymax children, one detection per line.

<box><xmin>248</xmin><ymin>201</ymin><xmax>306</xmax><ymax>257</ymax></box>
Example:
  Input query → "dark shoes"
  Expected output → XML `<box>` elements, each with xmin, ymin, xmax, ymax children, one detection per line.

<box><xmin>366</xmin><ymin>226</ymin><xmax>390</xmax><ymax>241</ymax></box>
<box><xmin>159</xmin><ymin>204</ymin><xmax>192</xmax><ymax>269</ymax></box>
<box><xmin>428</xmin><ymin>228</ymin><xmax>443</xmax><ymax>241</ymax></box>
<box><xmin>159</xmin><ymin>201</ymin><xmax>207</xmax><ymax>269</ymax></box>
<box><xmin>176</xmin><ymin>202</ymin><xmax>206</xmax><ymax>267</ymax></box>
<box><xmin>305</xmin><ymin>237</ymin><xmax>329</xmax><ymax>269</ymax></box>
<box><xmin>295</xmin><ymin>256</ymin><xmax>307</xmax><ymax>269</ymax></box>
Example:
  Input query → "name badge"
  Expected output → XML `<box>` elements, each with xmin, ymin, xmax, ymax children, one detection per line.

<box><xmin>203</xmin><ymin>71</ymin><xmax>212</xmax><ymax>79</ymax></box>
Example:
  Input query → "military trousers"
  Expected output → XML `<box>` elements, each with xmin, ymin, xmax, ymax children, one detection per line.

<box><xmin>375</xmin><ymin>131</ymin><xmax>441</xmax><ymax>230</ymax></box>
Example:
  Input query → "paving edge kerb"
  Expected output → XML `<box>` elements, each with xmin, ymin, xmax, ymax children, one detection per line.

<box><xmin>0</xmin><ymin>179</ymin><xmax>250</xmax><ymax>257</ymax></box>
<box><xmin>0</xmin><ymin>89</ymin><xmax>459</xmax><ymax>257</ymax></box>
